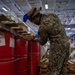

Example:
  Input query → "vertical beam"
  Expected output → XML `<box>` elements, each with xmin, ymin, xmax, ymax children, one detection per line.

<box><xmin>12</xmin><ymin>0</ymin><xmax>25</xmax><ymax>15</ymax></box>
<box><xmin>39</xmin><ymin>0</ymin><xmax>45</xmax><ymax>13</ymax></box>
<box><xmin>53</xmin><ymin>0</ymin><xmax>56</xmax><ymax>12</ymax></box>
<box><xmin>63</xmin><ymin>0</ymin><xmax>72</xmax><ymax>24</ymax></box>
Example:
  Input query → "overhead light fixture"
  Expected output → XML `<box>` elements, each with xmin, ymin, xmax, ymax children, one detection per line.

<box><xmin>45</xmin><ymin>3</ymin><xmax>48</xmax><ymax>9</ymax></box>
<box><xmin>65</xmin><ymin>28</ymin><xmax>71</xmax><ymax>30</ymax></box>
<box><xmin>2</xmin><ymin>7</ymin><xmax>8</xmax><ymax>12</ymax></box>
<box><xmin>68</xmin><ymin>28</ymin><xmax>71</xmax><ymax>30</ymax></box>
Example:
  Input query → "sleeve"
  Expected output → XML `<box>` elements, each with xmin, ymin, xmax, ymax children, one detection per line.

<box><xmin>38</xmin><ymin>15</ymin><xmax>53</xmax><ymax>45</ymax></box>
<box><xmin>38</xmin><ymin>25</ymin><xmax>48</xmax><ymax>45</ymax></box>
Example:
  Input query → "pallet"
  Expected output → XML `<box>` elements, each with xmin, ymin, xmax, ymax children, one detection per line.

<box><xmin>0</xmin><ymin>14</ymin><xmax>35</xmax><ymax>40</ymax></box>
<box><xmin>67</xmin><ymin>60</ymin><xmax>75</xmax><ymax>75</ymax></box>
<box><xmin>0</xmin><ymin>14</ymin><xmax>9</xmax><ymax>22</ymax></box>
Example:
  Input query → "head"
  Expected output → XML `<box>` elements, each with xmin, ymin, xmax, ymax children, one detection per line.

<box><xmin>29</xmin><ymin>13</ymin><xmax>42</xmax><ymax>25</ymax></box>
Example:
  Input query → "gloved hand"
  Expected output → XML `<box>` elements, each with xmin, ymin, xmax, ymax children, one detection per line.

<box><xmin>23</xmin><ymin>14</ymin><xmax>30</xmax><ymax>22</ymax></box>
<box><xmin>31</xmin><ymin>32</ymin><xmax>39</xmax><ymax>41</ymax></box>
<box><xmin>23</xmin><ymin>8</ymin><xmax>36</xmax><ymax>22</ymax></box>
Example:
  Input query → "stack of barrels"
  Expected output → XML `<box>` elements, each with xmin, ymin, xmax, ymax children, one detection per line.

<box><xmin>0</xmin><ymin>31</ymin><xmax>41</xmax><ymax>75</ymax></box>
<box><xmin>0</xmin><ymin>31</ymin><xmax>15</xmax><ymax>75</ymax></box>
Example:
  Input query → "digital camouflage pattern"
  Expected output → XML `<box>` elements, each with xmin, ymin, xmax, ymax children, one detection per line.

<box><xmin>38</xmin><ymin>13</ymin><xmax>70</xmax><ymax>75</ymax></box>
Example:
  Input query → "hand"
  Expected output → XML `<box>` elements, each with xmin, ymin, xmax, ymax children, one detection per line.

<box><xmin>25</xmin><ymin>34</ymin><xmax>35</xmax><ymax>41</ymax></box>
<box><xmin>32</xmin><ymin>36</ymin><xmax>39</xmax><ymax>42</ymax></box>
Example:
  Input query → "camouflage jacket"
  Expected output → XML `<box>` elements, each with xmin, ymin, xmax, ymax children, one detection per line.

<box><xmin>38</xmin><ymin>13</ymin><xmax>68</xmax><ymax>45</ymax></box>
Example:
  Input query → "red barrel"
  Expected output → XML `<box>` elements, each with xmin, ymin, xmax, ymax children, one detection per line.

<box><xmin>15</xmin><ymin>38</ymin><xmax>28</xmax><ymax>57</ymax></box>
<box><xmin>28</xmin><ymin>53</ymin><xmax>40</xmax><ymax>65</ymax></box>
<box><xmin>0</xmin><ymin>32</ymin><xmax>15</xmax><ymax>61</ymax></box>
<box><xmin>28</xmin><ymin>54</ymin><xmax>40</xmax><ymax>75</ymax></box>
<box><xmin>15</xmin><ymin>70</ymin><xmax>27</xmax><ymax>75</ymax></box>
<box><xmin>0</xmin><ymin>32</ymin><xmax>15</xmax><ymax>75</ymax></box>
<box><xmin>28</xmin><ymin>41</ymin><xmax>40</xmax><ymax>75</ymax></box>
<box><xmin>15</xmin><ymin>57</ymin><xmax>27</xmax><ymax>73</ymax></box>
<box><xmin>31</xmin><ymin>41</ymin><xmax>40</xmax><ymax>53</ymax></box>
<box><xmin>28</xmin><ymin>66</ymin><xmax>38</xmax><ymax>75</ymax></box>
<box><xmin>0</xmin><ymin>61</ymin><xmax>14</xmax><ymax>75</ymax></box>
<box><xmin>14</xmin><ymin>38</ymin><xmax>28</xmax><ymax>75</ymax></box>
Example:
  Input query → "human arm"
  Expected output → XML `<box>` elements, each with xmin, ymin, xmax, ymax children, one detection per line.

<box><xmin>38</xmin><ymin>25</ymin><xmax>48</xmax><ymax>45</ymax></box>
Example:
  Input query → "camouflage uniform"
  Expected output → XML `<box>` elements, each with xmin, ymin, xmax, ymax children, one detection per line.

<box><xmin>38</xmin><ymin>13</ymin><xmax>70</xmax><ymax>75</ymax></box>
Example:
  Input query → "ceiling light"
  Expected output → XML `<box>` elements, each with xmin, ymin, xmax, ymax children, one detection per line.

<box><xmin>45</xmin><ymin>4</ymin><xmax>48</xmax><ymax>9</ymax></box>
<box><xmin>65</xmin><ymin>28</ymin><xmax>71</xmax><ymax>30</ymax></box>
<box><xmin>2</xmin><ymin>7</ymin><xmax>8</xmax><ymax>12</ymax></box>
<box><xmin>68</xmin><ymin>28</ymin><xmax>71</xmax><ymax>30</ymax></box>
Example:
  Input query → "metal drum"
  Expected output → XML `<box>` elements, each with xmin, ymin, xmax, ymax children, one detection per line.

<box><xmin>0</xmin><ymin>32</ymin><xmax>15</xmax><ymax>61</ymax></box>
<box><xmin>0</xmin><ymin>61</ymin><xmax>14</xmax><ymax>75</ymax></box>
<box><xmin>28</xmin><ymin>41</ymin><xmax>40</xmax><ymax>75</ymax></box>
<box><xmin>14</xmin><ymin>37</ymin><xmax>28</xmax><ymax>75</ymax></box>
<box><xmin>0</xmin><ymin>31</ymin><xmax>15</xmax><ymax>75</ymax></box>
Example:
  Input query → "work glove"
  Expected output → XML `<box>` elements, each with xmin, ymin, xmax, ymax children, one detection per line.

<box><xmin>23</xmin><ymin>8</ymin><xmax>36</xmax><ymax>22</ymax></box>
<box><xmin>32</xmin><ymin>34</ymin><xmax>39</xmax><ymax>42</ymax></box>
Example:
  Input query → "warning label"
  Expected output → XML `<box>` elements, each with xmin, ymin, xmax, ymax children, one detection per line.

<box><xmin>0</xmin><ymin>33</ymin><xmax>5</xmax><ymax>46</ymax></box>
<box><xmin>10</xmin><ymin>38</ymin><xmax>15</xmax><ymax>48</ymax></box>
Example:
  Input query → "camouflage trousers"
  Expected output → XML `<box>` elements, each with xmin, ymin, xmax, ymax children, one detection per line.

<box><xmin>49</xmin><ymin>42</ymin><xmax>70</xmax><ymax>75</ymax></box>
